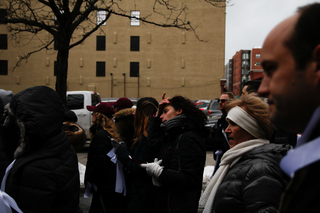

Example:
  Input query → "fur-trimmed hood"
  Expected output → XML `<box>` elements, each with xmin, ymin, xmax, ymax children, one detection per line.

<box><xmin>113</xmin><ymin>108</ymin><xmax>135</xmax><ymax>147</ymax></box>
<box><xmin>113</xmin><ymin>108</ymin><xmax>136</xmax><ymax>121</ymax></box>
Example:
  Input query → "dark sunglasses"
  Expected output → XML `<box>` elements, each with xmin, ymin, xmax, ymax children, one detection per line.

<box><xmin>218</xmin><ymin>99</ymin><xmax>228</xmax><ymax>103</ymax></box>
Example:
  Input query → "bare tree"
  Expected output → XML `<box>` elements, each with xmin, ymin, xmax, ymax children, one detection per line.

<box><xmin>0</xmin><ymin>0</ymin><xmax>228</xmax><ymax>104</ymax></box>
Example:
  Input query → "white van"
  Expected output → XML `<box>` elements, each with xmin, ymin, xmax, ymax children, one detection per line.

<box><xmin>66</xmin><ymin>91</ymin><xmax>101</xmax><ymax>138</ymax></box>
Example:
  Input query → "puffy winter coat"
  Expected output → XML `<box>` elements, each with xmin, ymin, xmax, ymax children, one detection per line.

<box><xmin>3</xmin><ymin>86</ymin><xmax>80</xmax><ymax>213</ymax></box>
<box><xmin>214</xmin><ymin>143</ymin><xmax>291</xmax><ymax>213</ymax></box>
<box><xmin>148</xmin><ymin>116</ymin><xmax>207</xmax><ymax>213</ymax></box>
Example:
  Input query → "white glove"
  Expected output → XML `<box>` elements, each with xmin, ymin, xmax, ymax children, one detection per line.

<box><xmin>140</xmin><ymin>158</ymin><xmax>164</xmax><ymax>177</ymax></box>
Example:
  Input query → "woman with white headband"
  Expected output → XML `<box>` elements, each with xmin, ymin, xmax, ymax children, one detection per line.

<box><xmin>199</xmin><ymin>95</ymin><xmax>291</xmax><ymax>213</ymax></box>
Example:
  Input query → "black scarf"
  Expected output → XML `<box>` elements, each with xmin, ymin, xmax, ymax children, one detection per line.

<box><xmin>160</xmin><ymin>114</ymin><xmax>187</xmax><ymax>132</ymax></box>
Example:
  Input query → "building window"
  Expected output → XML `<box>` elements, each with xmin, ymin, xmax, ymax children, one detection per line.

<box><xmin>242</xmin><ymin>53</ymin><xmax>249</xmax><ymax>59</ymax></box>
<box><xmin>0</xmin><ymin>60</ymin><xmax>8</xmax><ymax>75</ymax></box>
<box><xmin>130</xmin><ymin>36</ymin><xmax>140</xmax><ymax>51</ymax></box>
<box><xmin>255</xmin><ymin>62</ymin><xmax>260</xmax><ymax>66</ymax></box>
<box><xmin>0</xmin><ymin>34</ymin><xmax>7</xmax><ymax>49</ymax></box>
<box><xmin>96</xmin><ymin>36</ymin><xmax>106</xmax><ymax>51</ymax></box>
<box><xmin>130</xmin><ymin>62</ymin><xmax>139</xmax><ymax>77</ymax></box>
<box><xmin>97</xmin><ymin>11</ymin><xmax>106</xmax><ymax>25</ymax></box>
<box><xmin>0</xmin><ymin>9</ymin><xmax>7</xmax><ymax>22</ymax></box>
<box><xmin>131</xmin><ymin>11</ymin><xmax>140</xmax><ymax>26</ymax></box>
<box><xmin>96</xmin><ymin>61</ymin><xmax>105</xmax><ymax>77</ymax></box>
<box><xmin>256</xmin><ymin>54</ymin><xmax>260</xmax><ymax>59</ymax></box>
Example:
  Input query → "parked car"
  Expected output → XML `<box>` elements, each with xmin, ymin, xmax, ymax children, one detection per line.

<box><xmin>66</xmin><ymin>91</ymin><xmax>101</xmax><ymax>138</ymax></box>
<box><xmin>195</xmin><ymin>100</ymin><xmax>211</xmax><ymax>111</ymax></box>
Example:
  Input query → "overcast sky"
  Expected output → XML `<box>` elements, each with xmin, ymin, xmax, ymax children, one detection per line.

<box><xmin>225</xmin><ymin>0</ymin><xmax>318</xmax><ymax>64</ymax></box>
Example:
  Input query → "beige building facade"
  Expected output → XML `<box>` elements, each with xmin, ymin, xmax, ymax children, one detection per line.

<box><xmin>0</xmin><ymin>1</ymin><xmax>226</xmax><ymax>100</ymax></box>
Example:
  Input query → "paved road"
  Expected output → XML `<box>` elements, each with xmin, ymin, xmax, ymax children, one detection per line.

<box><xmin>77</xmin><ymin>146</ymin><xmax>215</xmax><ymax>213</ymax></box>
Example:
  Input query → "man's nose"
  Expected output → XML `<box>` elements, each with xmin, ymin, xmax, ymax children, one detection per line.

<box><xmin>258</xmin><ymin>75</ymin><xmax>270</xmax><ymax>97</ymax></box>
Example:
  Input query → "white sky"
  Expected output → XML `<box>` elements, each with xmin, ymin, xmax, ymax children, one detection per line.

<box><xmin>225</xmin><ymin>0</ymin><xmax>318</xmax><ymax>64</ymax></box>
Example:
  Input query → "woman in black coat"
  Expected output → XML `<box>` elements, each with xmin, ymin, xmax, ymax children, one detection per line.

<box><xmin>0</xmin><ymin>86</ymin><xmax>79</xmax><ymax>213</ymax></box>
<box><xmin>85</xmin><ymin>102</ymin><xmax>126</xmax><ymax>213</ymax></box>
<box><xmin>199</xmin><ymin>95</ymin><xmax>291</xmax><ymax>213</ymax></box>
<box><xmin>114</xmin><ymin>97</ymin><xmax>159</xmax><ymax>213</ymax></box>
<box><xmin>141</xmin><ymin>94</ymin><xmax>208</xmax><ymax>213</ymax></box>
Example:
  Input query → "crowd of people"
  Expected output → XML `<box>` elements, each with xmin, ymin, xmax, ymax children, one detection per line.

<box><xmin>0</xmin><ymin>2</ymin><xmax>320</xmax><ymax>213</ymax></box>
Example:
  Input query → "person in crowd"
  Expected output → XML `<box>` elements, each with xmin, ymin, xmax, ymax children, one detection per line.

<box><xmin>84</xmin><ymin>101</ymin><xmax>127</xmax><ymax>213</ymax></box>
<box><xmin>0</xmin><ymin>89</ymin><xmax>13</xmax><ymax>107</ymax></box>
<box><xmin>257</xmin><ymin>3</ymin><xmax>320</xmax><ymax>212</ymax></box>
<box><xmin>113</xmin><ymin>97</ymin><xmax>159</xmax><ymax>213</ymax></box>
<box><xmin>242</xmin><ymin>81</ymin><xmax>297</xmax><ymax>146</ymax></box>
<box><xmin>241</xmin><ymin>80</ymin><xmax>261</xmax><ymax>97</ymax></box>
<box><xmin>111</xmin><ymin>97</ymin><xmax>133</xmax><ymax>112</ymax></box>
<box><xmin>0</xmin><ymin>89</ymin><xmax>14</xmax><ymax>182</ymax></box>
<box><xmin>113</xmin><ymin>107</ymin><xmax>136</xmax><ymax>148</ymax></box>
<box><xmin>0</xmin><ymin>86</ymin><xmax>80</xmax><ymax>213</ymax></box>
<box><xmin>211</xmin><ymin>92</ymin><xmax>235</xmax><ymax>173</ymax></box>
<box><xmin>141</xmin><ymin>93</ymin><xmax>207</xmax><ymax>213</ymax></box>
<box><xmin>62</xmin><ymin>107</ymin><xmax>87</xmax><ymax>151</ymax></box>
<box><xmin>199</xmin><ymin>95</ymin><xmax>291</xmax><ymax>213</ymax></box>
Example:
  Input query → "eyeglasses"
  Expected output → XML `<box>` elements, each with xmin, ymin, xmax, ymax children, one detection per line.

<box><xmin>218</xmin><ymin>99</ymin><xmax>228</xmax><ymax>103</ymax></box>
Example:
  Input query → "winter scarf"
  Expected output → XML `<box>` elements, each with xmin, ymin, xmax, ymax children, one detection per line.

<box><xmin>199</xmin><ymin>139</ymin><xmax>269</xmax><ymax>213</ymax></box>
<box><xmin>160</xmin><ymin>114</ymin><xmax>187</xmax><ymax>132</ymax></box>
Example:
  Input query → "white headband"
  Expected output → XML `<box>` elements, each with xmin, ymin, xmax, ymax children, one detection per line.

<box><xmin>227</xmin><ymin>106</ymin><xmax>266</xmax><ymax>139</ymax></box>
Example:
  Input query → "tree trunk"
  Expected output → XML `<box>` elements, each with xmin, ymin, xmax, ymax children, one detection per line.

<box><xmin>55</xmin><ymin>45</ymin><xmax>69</xmax><ymax>106</ymax></box>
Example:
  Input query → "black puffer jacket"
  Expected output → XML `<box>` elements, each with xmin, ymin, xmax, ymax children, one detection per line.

<box><xmin>214</xmin><ymin>143</ymin><xmax>291</xmax><ymax>213</ymax></box>
<box><xmin>148</xmin><ymin>116</ymin><xmax>207</xmax><ymax>213</ymax></box>
<box><xmin>3</xmin><ymin>86</ymin><xmax>80</xmax><ymax>213</ymax></box>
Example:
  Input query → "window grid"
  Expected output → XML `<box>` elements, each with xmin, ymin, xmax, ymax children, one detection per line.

<box><xmin>130</xmin><ymin>62</ymin><xmax>139</xmax><ymax>77</ymax></box>
<box><xmin>0</xmin><ymin>34</ymin><xmax>7</xmax><ymax>49</ymax></box>
<box><xmin>96</xmin><ymin>36</ymin><xmax>106</xmax><ymax>51</ymax></box>
<box><xmin>0</xmin><ymin>60</ymin><xmax>8</xmax><ymax>75</ymax></box>
<box><xmin>130</xmin><ymin>36</ymin><xmax>140</xmax><ymax>51</ymax></box>
<box><xmin>96</xmin><ymin>61</ymin><xmax>106</xmax><ymax>77</ymax></box>
<box><xmin>97</xmin><ymin>11</ymin><xmax>107</xmax><ymax>25</ymax></box>
<box><xmin>131</xmin><ymin>11</ymin><xmax>140</xmax><ymax>26</ymax></box>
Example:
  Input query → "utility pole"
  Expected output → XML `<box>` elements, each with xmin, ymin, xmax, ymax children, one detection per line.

<box><xmin>110</xmin><ymin>73</ymin><xmax>113</xmax><ymax>97</ymax></box>
<box><xmin>122</xmin><ymin>73</ymin><xmax>126</xmax><ymax>97</ymax></box>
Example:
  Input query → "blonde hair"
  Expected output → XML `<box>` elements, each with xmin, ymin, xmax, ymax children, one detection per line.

<box><xmin>225</xmin><ymin>96</ymin><xmax>274</xmax><ymax>139</ymax></box>
<box><xmin>90</xmin><ymin>112</ymin><xmax>120</xmax><ymax>141</ymax></box>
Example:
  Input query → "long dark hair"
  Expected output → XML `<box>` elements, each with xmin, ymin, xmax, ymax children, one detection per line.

<box><xmin>169</xmin><ymin>96</ymin><xmax>207</xmax><ymax>127</ymax></box>
<box><xmin>133</xmin><ymin>97</ymin><xmax>158</xmax><ymax>147</ymax></box>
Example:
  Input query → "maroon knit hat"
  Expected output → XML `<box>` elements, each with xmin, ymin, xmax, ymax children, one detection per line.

<box><xmin>86</xmin><ymin>102</ymin><xmax>114</xmax><ymax>117</ymax></box>
<box><xmin>110</xmin><ymin>98</ymin><xmax>133</xmax><ymax>109</ymax></box>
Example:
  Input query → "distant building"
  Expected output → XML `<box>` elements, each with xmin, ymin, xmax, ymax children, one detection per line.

<box><xmin>226</xmin><ymin>47</ymin><xmax>263</xmax><ymax>96</ymax></box>
<box><xmin>249</xmin><ymin>47</ymin><xmax>263</xmax><ymax>80</ymax></box>
<box><xmin>224</xmin><ymin>59</ymin><xmax>233</xmax><ymax>91</ymax></box>
<box><xmin>0</xmin><ymin>1</ymin><xmax>226</xmax><ymax>100</ymax></box>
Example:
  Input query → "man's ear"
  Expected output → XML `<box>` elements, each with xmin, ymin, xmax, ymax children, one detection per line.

<box><xmin>177</xmin><ymin>109</ymin><xmax>183</xmax><ymax>115</ymax></box>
